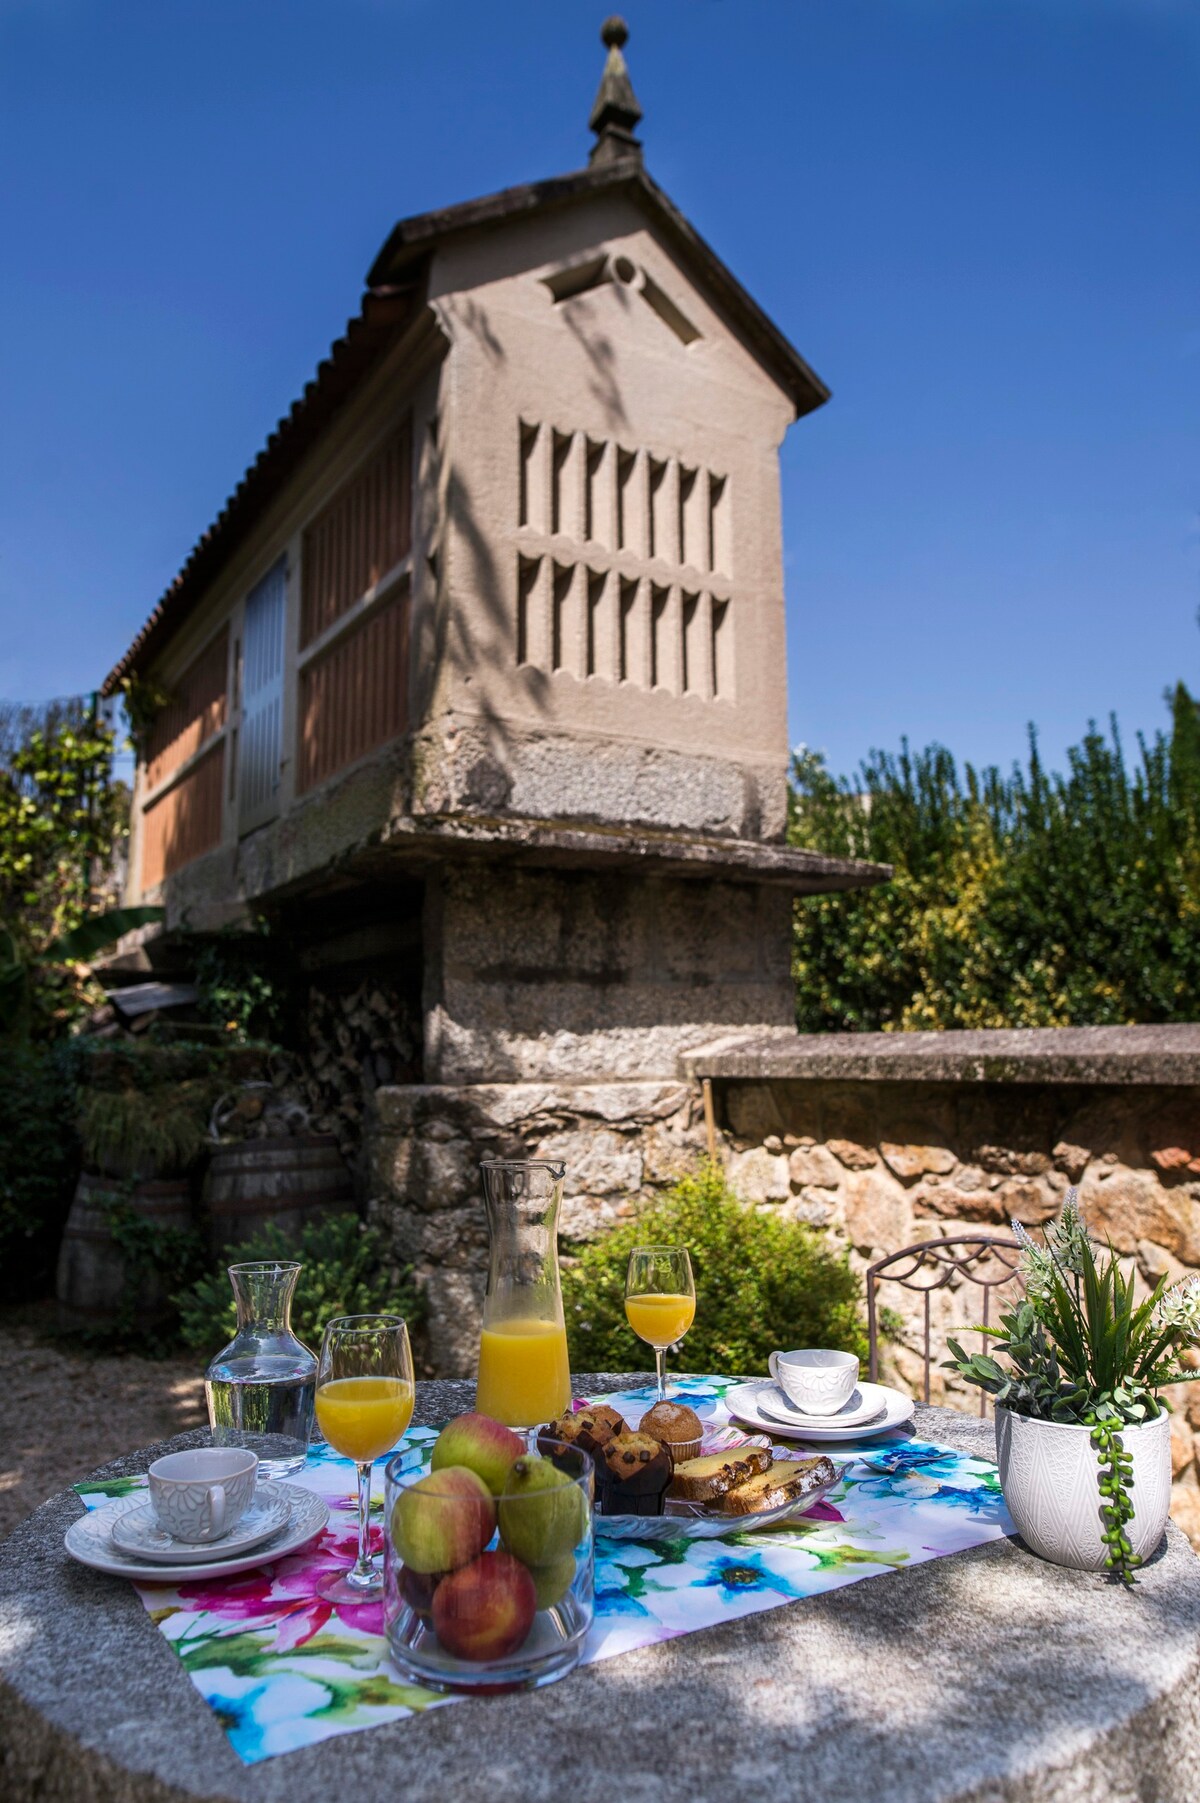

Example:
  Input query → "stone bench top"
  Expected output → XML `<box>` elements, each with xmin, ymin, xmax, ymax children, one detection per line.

<box><xmin>4</xmin><ymin>1375</ymin><xmax>1200</xmax><ymax>1803</ymax></box>
<box><xmin>686</xmin><ymin>1023</ymin><xmax>1200</xmax><ymax>1086</ymax></box>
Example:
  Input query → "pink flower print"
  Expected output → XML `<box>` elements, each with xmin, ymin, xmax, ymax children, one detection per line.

<box><xmin>175</xmin><ymin>1517</ymin><xmax>384</xmax><ymax>1647</ymax></box>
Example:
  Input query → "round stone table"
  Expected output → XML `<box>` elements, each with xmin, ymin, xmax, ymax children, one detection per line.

<box><xmin>3</xmin><ymin>1376</ymin><xmax>1200</xmax><ymax>1803</ymax></box>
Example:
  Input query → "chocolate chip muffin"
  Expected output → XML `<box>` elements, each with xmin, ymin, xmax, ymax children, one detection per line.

<box><xmin>538</xmin><ymin>1403</ymin><xmax>627</xmax><ymax>1468</ymax></box>
<box><xmin>596</xmin><ymin>1431</ymin><xmax>673</xmax><ymax>1516</ymax></box>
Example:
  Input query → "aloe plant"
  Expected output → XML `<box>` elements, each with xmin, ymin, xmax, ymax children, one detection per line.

<box><xmin>946</xmin><ymin>1192</ymin><xmax>1200</xmax><ymax>1583</ymax></box>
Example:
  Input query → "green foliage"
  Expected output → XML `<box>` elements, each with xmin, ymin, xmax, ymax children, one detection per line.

<box><xmin>176</xmin><ymin>1215</ymin><xmax>424</xmax><ymax>1354</ymax></box>
<box><xmin>789</xmin><ymin>683</ymin><xmax>1200</xmax><ymax>1029</ymax></box>
<box><xmin>117</xmin><ymin>675</ymin><xmax>172</xmax><ymax>757</ymax></box>
<box><xmin>86</xmin><ymin>1187</ymin><xmax>207</xmax><ymax>1355</ymax></box>
<box><xmin>945</xmin><ymin>1196</ymin><xmax>1200</xmax><ymax>1583</ymax></box>
<box><xmin>194</xmin><ymin>930</ymin><xmax>285</xmax><ymax>1043</ymax></box>
<box><xmin>561</xmin><ymin>1163</ymin><xmax>867</xmax><ymax>1376</ymax></box>
<box><xmin>48</xmin><ymin>905</ymin><xmax>163</xmax><ymax>962</ymax></box>
<box><xmin>0</xmin><ymin>703</ymin><xmax>129</xmax><ymax>1039</ymax></box>
<box><xmin>76</xmin><ymin>1038</ymin><xmax>233</xmax><ymax>1178</ymax></box>
<box><xmin>79</xmin><ymin>1081</ymin><xmax>214</xmax><ymax>1177</ymax></box>
<box><xmin>0</xmin><ymin>1041</ymin><xmax>81</xmax><ymax>1300</ymax></box>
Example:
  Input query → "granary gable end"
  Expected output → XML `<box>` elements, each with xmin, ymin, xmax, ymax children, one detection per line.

<box><xmin>102</xmin><ymin>20</ymin><xmax>885</xmax><ymax>1103</ymax></box>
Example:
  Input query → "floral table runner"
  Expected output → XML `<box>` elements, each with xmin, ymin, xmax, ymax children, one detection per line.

<box><xmin>74</xmin><ymin>1376</ymin><xmax>1013</xmax><ymax>1764</ymax></box>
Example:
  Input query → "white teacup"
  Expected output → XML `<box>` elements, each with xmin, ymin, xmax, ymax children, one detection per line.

<box><xmin>769</xmin><ymin>1349</ymin><xmax>860</xmax><ymax>1417</ymax></box>
<box><xmin>147</xmin><ymin>1448</ymin><xmax>259</xmax><ymax>1544</ymax></box>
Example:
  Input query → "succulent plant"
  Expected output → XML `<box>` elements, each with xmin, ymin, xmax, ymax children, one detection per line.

<box><xmin>946</xmin><ymin>1189</ymin><xmax>1200</xmax><ymax>1584</ymax></box>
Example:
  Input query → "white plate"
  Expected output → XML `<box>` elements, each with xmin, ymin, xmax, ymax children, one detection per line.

<box><xmin>756</xmin><ymin>1383</ymin><xmax>887</xmax><ymax>1431</ymax></box>
<box><xmin>65</xmin><ymin>1483</ymin><xmax>329</xmax><ymax>1583</ymax></box>
<box><xmin>110</xmin><ymin>1481</ymin><xmax>292</xmax><ymax>1564</ymax></box>
<box><xmin>597</xmin><ymin>1424</ymin><xmax>840</xmax><ymax>1541</ymax></box>
<box><xmin>726</xmin><ymin>1379</ymin><xmax>914</xmax><ymax>1442</ymax></box>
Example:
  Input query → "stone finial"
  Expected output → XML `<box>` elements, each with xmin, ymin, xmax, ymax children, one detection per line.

<box><xmin>589</xmin><ymin>15</ymin><xmax>643</xmax><ymax>167</ymax></box>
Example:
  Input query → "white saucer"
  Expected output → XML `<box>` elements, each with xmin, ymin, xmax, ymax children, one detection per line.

<box><xmin>65</xmin><ymin>1483</ymin><xmax>329</xmax><ymax>1583</ymax></box>
<box><xmin>757</xmin><ymin>1384</ymin><xmax>887</xmax><ymax>1431</ymax></box>
<box><xmin>110</xmin><ymin>1481</ymin><xmax>292</xmax><ymax>1564</ymax></box>
<box><xmin>726</xmin><ymin>1379</ymin><xmax>914</xmax><ymax>1442</ymax></box>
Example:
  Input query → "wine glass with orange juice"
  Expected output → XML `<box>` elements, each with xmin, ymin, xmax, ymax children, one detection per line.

<box><xmin>625</xmin><ymin>1246</ymin><xmax>696</xmax><ymax>1402</ymax></box>
<box><xmin>314</xmin><ymin>1314</ymin><xmax>414</xmax><ymax>1604</ymax></box>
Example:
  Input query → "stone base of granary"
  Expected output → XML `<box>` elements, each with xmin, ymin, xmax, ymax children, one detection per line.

<box><xmin>365</xmin><ymin>1079</ymin><xmax>708</xmax><ymax>1376</ymax></box>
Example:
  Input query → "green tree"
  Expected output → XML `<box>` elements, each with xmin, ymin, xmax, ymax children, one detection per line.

<box><xmin>0</xmin><ymin>705</ymin><xmax>129</xmax><ymax>1037</ymax></box>
<box><xmin>790</xmin><ymin>684</ymin><xmax>1200</xmax><ymax>1030</ymax></box>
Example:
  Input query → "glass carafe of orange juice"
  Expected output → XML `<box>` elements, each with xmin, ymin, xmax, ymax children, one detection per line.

<box><xmin>475</xmin><ymin>1159</ymin><xmax>571</xmax><ymax>1429</ymax></box>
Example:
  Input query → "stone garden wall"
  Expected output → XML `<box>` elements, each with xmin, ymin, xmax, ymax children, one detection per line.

<box><xmin>364</xmin><ymin>1026</ymin><xmax>1200</xmax><ymax>1545</ymax></box>
<box><xmin>366</xmin><ymin>1078</ymin><xmax>708</xmax><ymax>1373</ymax></box>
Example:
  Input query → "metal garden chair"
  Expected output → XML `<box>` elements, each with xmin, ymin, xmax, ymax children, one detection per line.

<box><xmin>866</xmin><ymin>1234</ymin><xmax>1023</xmax><ymax>1417</ymax></box>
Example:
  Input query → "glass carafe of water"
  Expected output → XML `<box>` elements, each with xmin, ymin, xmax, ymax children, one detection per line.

<box><xmin>475</xmin><ymin>1160</ymin><xmax>571</xmax><ymax>1430</ymax></box>
<box><xmin>205</xmin><ymin>1261</ymin><xmax>317</xmax><ymax>1476</ymax></box>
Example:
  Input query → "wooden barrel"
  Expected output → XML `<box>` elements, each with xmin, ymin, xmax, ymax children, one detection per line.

<box><xmin>56</xmin><ymin>1173</ymin><xmax>193</xmax><ymax>1319</ymax></box>
<box><xmin>204</xmin><ymin>1135</ymin><xmax>355</xmax><ymax>1253</ymax></box>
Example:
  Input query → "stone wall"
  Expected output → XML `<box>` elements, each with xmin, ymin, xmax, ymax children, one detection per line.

<box><xmin>365</xmin><ymin>1026</ymin><xmax>1200</xmax><ymax>1547</ymax></box>
<box><xmin>708</xmin><ymin>1067</ymin><xmax>1200</xmax><ymax>1546</ymax></box>
<box><xmin>366</xmin><ymin>1078</ymin><xmax>707</xmax><ymax>1374</ymax></box>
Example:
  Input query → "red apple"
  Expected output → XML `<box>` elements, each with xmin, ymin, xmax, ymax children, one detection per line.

<box><xmin>431</xmin><ymin>1413</ymin><xmax>525</xmax><ymax>1498</ymax></box>
<box><xmin>390</xmin><ymin>1466</ymin><xmax>496</xmax><ymax>1574</ymax></box>
<box><xmin>431</xmin><ymin>1550</ymin><xmax>537</xmax><ymax>1662</ymax></box>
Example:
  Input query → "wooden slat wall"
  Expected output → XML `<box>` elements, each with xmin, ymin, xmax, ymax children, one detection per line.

<box><xmin>140</xmin><ymin>740</ymin><xmax>225</xmax><ymax>889</ymax></box>
<box><xmin>143</xmin><ymin>628</ymin><xmax>229</xmax><ymax>791</ymax></box>
<box><xmin>300</xmin><ymin>422</ymin><xmax>412</xmax><ymax>648</ymax></box>
<box><xmin>297</xmin><ymin>583</ymin><xmax>409</xmax><ymax>793</ymax></box>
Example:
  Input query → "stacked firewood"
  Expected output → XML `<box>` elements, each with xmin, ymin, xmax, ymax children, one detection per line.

<box><xmin>297</xmin><ymin>982</ymin><xmax>420</xmax><ymax>1158</ymax></box>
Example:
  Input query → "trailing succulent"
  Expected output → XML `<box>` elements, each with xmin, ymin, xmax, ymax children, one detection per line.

<box><xmin>945</xmin><ymin>1192</ymin><xmax>1200</xmax><ymax>1584</ymax></box>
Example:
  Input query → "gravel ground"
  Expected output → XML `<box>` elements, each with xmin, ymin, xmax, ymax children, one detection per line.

<box><xmin>0</xmin><ymin>1307</ymin><xmax>206</xmax><ymax>1541</ymax></box>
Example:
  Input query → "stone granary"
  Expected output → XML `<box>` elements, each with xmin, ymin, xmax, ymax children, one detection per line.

<box><xmin>103</xmin><ymin>22</ymin><xmax>887</xmax><ymax>1365</ymax></box>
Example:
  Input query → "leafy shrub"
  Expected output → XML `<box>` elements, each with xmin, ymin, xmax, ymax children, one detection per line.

<box><xmin>176</xmin><ymin>1214</ymin><xmax>424</xmax><ymax>1353</ymax></box>
<box><xmin>789</xmin><ymin>682</ymin><xmax>1200</xmax><ymax>1030</ymax></box>
<box><xmin>561</xmin><ymin>1163</ymin><xmax>867</xmax><ymax>1376</ymax></box>
<box><xmin>0</xmin><ymin>1042</ymin><xmax>81</xmax><ymax>1300</ymax></box>
<box><xmin>194</xmin><ymin>928</ymin><xmax>286</xmax><ymax>1044</ymax></box>
<box><xmin>80</xmin><ymin>1080</ymin><xmax>214</xmax><ymax>1176</ymax></box>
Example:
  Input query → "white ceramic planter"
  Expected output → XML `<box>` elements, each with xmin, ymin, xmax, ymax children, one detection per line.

<box><xmin>994</xmin><ymin>1405</ymin><xmax>1171</xmax><ymax>1570</ymax></box>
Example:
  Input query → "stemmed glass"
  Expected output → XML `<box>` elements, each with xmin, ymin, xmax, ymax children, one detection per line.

<box><xmin>313</xmin><ymin>1314</ymin><xmax>414</xmax><ymax>1605</ymax></box>
<box><xmin>625</xmin><ymin>1245</ymin><xmax>696</xmax><ymax>1402</ymax></box>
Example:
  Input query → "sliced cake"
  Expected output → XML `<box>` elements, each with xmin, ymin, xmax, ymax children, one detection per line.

<box><xmin>668</xmin><ymin>1445</ymin><xmax>773</xmax><ymax>1503</ymax></box>
<box><xmin>714</xmin><ymin>1455</ymin><xmax>837</xmax><ymax>1516</ymax></box>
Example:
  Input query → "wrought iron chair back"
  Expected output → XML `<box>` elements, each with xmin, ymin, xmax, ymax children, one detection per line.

<box><xmin>866</xmin><ymin>1234</ymin><xmax>1023</xmax><ymax>1417</ymax></box>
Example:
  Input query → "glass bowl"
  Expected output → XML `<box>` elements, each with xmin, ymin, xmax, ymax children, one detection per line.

<box><xmin>383</xmin><ymin>1437</ymin><xmax>593</xmax><ymax>1693</ymax></box>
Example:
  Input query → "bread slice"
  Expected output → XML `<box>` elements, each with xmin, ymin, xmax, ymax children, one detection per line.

<box><xmin>714</xmin><ymin>1456</ymin><xmax>837</xmax><ymax>1517</ymax></box>
<box><xmin>668</xmin><ymin>1446</ymin><xmax>772</xmax><ymax>1503</ymax></box>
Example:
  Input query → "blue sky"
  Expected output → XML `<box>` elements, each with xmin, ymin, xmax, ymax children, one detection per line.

<box><xmin>1</xmin><ymin>0</ymin><xmax>1197</xmax><ymax>780</ymax></box>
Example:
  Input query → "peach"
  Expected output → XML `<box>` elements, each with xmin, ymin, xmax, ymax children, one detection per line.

<box><xmin>390</xmin><ymin>1466</ymin><xmax>495</xmax><ymax>1575</ymax></box>
<box><xmin>431</xmin><ymin>1413</ymin><xmax>525</xmax><ymax>1498</ymax></box>
<box><xmin>431</xmin><ymin>1550</ymin><xmax>537</xmax><ymax>1662</ymax></box>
